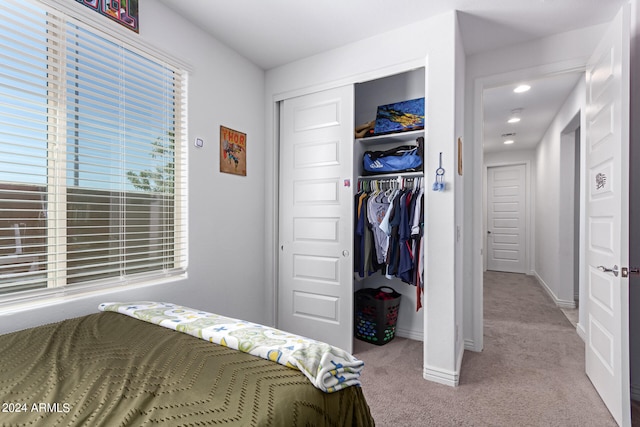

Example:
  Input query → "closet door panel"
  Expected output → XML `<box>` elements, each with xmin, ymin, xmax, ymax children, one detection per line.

<box><xmin>279</xmin><ymin>86</ymin><xmax>354</xmax><ymax>352</ymax></box>
<box><xmin>293</xmin><ymin>217</ymin><xmax>339</xmax><ymax>242</ymax></box>
<box><xmin>294</xmin><ymin>140</ymin><xmax>340</xmax><ymax>168</ymax></box>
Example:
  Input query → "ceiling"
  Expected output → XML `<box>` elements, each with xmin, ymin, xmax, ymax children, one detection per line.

<box><xmin>482</xmin><ymin>72</ymin><xmax>584</xmax><ymax>153</ymax></box>
<box><xmin>157</xmin><ymin>0</ymin><xmax>625</xmax><ymax>153</ymax></box>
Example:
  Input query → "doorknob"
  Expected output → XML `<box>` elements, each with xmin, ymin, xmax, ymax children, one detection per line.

<box><xmin>597</xmin><ymin>265</ymin><xmax>619</xmax><ymax>277</ymax></box>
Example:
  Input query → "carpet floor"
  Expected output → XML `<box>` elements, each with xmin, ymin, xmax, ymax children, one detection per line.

<box><xmin>353</xmin><ymin>271</ymin><xmax>618</xmax><ymax>426</ymax></box>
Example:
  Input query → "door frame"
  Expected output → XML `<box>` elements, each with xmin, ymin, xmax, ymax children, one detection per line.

<box><xmin>483</xmin><ymin>161</ymin><xmax>532</xmax><ymax>275</ymax></box>
<box><xmin>470</xmin><ymin>58</ymin><xmax>587</xmax><ymax>352</ymax></box>
<box><xmin>559</xmin><ymin>115</ymin><xmax>582</xmax><ymax>311</ymax></box>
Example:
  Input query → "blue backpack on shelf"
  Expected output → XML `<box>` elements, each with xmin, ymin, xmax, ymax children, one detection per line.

<box><xmin>362</xmin><ymin>138</ymin><xmax>423</xmax><ymax>175</ymax></box>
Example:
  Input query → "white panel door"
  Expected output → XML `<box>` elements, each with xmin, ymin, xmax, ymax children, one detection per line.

<box><xmin>584</xmin><ymin>5</ymin><xmax>630</xmax><ymax>426</ymax></box>
<box><xmin>279</xmin><ymin>85</ymin><xmax>354</xmax><ymax>352</ymax></box>
<box><xmin>486</xmin><ymin>164</ymin><xmax>526</xmax><ymax>273</ymax></box>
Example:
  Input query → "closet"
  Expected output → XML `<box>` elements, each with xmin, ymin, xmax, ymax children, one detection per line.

<box><xmin>278</xmin><ymin>68</ymin><xmax>426</xmax><ymax>353</ymax></box>
<box><xmin>353</xmin><ymin>69</ymin><xmax>425</xmax><ymax>342</ymax></box>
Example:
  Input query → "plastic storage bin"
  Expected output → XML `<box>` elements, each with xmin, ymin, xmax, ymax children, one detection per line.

<box><xmin>354</xmin><ymin>286</ymin><xmax>401</xmax><ymax>345</ymax></box>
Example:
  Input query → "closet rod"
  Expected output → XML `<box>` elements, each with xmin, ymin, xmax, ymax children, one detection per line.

<box><xmin>357</xmin><ymin>171</ymin><xmax>423</xmax><ymax>180</ymax></box>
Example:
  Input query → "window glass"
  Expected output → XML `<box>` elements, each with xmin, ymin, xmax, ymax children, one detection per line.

<box><xmin>0</xmin><ymin>0</ymin><xmax>187</xmax><ymax>298</ymax></box>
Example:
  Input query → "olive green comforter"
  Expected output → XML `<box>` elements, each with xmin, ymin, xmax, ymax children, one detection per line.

<box><xmin>0</xmin><ymin>312</ymin><xmax>374</xmax><ymax>426</ymax></box>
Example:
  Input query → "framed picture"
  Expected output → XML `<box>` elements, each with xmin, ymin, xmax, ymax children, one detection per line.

<box><xmin>220</xmin><ymin>126</ymin><xmax>247</xmax><ymax>176</ymax></box>
<box><xmin>75</xmin><ymin>0</ymin><xmax>139</xmax><ymax>33</ymax></box>
<box><xmin>457</xmin><ymin>137</ymin><xmax>463</xmax><ymax>176</ymax></box>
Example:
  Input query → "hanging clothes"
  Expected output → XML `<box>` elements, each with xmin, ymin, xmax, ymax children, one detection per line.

<box><xmin>354</xmin><ymin>181</ymin><xmax>384</xmax><ymax>278</ymax></box>
<box><xmin>367</xmin><ymin>187</ymin><xmax>391</xmax><ymax>266</ymax></box>
<box><xmin>410</xmin><ymin>186</ymin><xmax>424</xmax><ymax>310</ymax></box>
<box><xmin>397</xmin><ymin>189</ymin><xmax>414</xmax><ymax>284</ymax></box>
<box><xmin>355</xmin><ymin>177</ymin><xmax>424</xmax><ymax>310</ymax></box>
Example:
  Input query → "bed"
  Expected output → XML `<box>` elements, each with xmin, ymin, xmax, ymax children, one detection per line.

<box><xmin>0</xmin><ymin>302</ymin><xmax>374</xmax><ymax>426</ymax></box>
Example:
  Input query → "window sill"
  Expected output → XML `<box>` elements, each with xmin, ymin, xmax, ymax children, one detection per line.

<box><xmin>0</xmin><ymin>271</ymin><xmax>187</xmax><ymax>315</ymax></box>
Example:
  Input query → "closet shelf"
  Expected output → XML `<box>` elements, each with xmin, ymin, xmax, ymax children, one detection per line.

<box><xmin>355</xmin><ymin>129</ymin><xmax>424</xmax><ymax>145</ymax></box>
<box><xmin>357</xmin><ymin>171</ymin><xmax>423</xmax><ymax>180</ymax></box>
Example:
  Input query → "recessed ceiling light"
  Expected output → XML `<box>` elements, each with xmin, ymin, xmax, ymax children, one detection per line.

<box><xmin>514</xmin><ymin>84</ymin><xmax>531</xmax><ymax>93</ymax></box>
<box><xmin>501</xmin><ymin>132</ymin><xmax>516</xmax><ymax>145</ymax></box>
<box><xmin>507</xmin><ymin>108</ymin><xmax>523</xmax><ymax>123</ymax></box>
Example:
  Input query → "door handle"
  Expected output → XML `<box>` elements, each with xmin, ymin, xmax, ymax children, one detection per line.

<box><xmin>597</xmin><ymin>265</ymin><xmax>619</xmax><ymax>277</ymax></box>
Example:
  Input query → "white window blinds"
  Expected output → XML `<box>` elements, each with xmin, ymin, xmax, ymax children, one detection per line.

<box><xmin>0</xmin><ymin>0</ymin><xmax>188</xmax><ymax>298</ymax></box>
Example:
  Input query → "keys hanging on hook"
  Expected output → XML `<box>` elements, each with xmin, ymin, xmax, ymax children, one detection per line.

<box><xmin>433</xmin><ymin>152</ymin><xmax>445</xmax><ymax>192</ymax></box>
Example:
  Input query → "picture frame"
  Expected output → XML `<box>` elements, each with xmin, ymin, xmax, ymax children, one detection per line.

<box><xmin>220</xmin><ymin>126</ymin><xmax>247</xmax><ymax>176</ymax></box>
<box><xmin>75</xmin><ymin>0</ymin><xmax>139</xmax><ymax>33</ymax></box>
<box><xmin>457</xmin><ymin>137</ymin><xmax>463</xmax><ymax>176</ymax></box>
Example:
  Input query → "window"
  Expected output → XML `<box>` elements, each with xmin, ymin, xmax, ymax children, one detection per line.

<box><xmin>0</xmin><ymin>0</ymin><xmax>188</xmax><ymax>301</ymax></box>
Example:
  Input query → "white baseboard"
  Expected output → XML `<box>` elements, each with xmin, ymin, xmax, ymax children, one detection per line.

<box><xmin>395</xmin><ymin>327</ymin><xmax>423</xmax><ymax>341</ymax></box>
<box><xmin>422</xmin><ymin>344</ymin><xmax>464</xmax><ymax>387</ymax></box>
<box><xmin>556</xmin><ymin>300</ymin><xmax>577</xmax><ymax>309</ymax></box>
<box><xmin>423</xmin><ymin>364</ymin><xmax>459</xmax><ymax>387</ymax></box>
<box><xmin>464</xmin><ymin>338</ymin><xmax>480</xmax><ymax>352</ymax></box>
<box><xmin>534</xmin><ymin>272</ymin><xmax>576</xmax><ymax>308</ymax></box>
<box><xmin>456</xmin><ymin>340</ymin><xmax>465</xmax><ymax>376</ymax></box>
<box><xmin>576</xmin><ymin>322</ymin><xmax>586</xmax><ymax>342</ymax></box>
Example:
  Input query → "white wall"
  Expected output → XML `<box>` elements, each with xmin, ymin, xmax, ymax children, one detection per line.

<box><xmin>464</xmin><ymin>24</ymin><xmax>607</xmax><ymax>350</ymax></box>
<box><xmin>454</xmin><ymin>14</ymin><xmax>467</xmax><ymax>373</ymax></box>
<box><xmin>265</xmin><ymin>11</ymin><xmax>464</xmax><ymax>386</ymax></box>
<box><xmin>483</xmin><ymin>150</ymin><xmax>536</xmax><ymax>170</ymax></box>
<box><xmin>534</xmin><ymin>79</ymin><xmax>584</xmax><ymax>306</ymax></box>
<box><xmin>0</xmin><ymin>0</ymin><xmax>267</xmax><ymax>333</ymax></box>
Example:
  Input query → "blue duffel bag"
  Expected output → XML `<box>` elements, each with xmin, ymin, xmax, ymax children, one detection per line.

<box><xmin>363</xmin><ymin>141</ymin><xmax>423</xmax><ymax>175</ymax></box>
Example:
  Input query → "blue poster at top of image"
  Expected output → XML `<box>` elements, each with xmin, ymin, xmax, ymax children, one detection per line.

<box><xmin>373</xmin><ymin>98</ymin><xmax>425</xmax><ymax>135</ymax></box>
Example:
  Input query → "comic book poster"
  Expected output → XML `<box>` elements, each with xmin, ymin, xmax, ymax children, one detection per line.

<box><xmin>220</xmin><ymin>126</ymin><xmax>246</xmax><ymax>176</ymax></box>
<box><xmin>75</xmin><ymin>0</ymin><xmax>139</xmax><ymax>33</ymax></box>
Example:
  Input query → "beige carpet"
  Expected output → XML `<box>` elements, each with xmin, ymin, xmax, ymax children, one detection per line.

<box><xmin>353</xmin><ymin>271</ymin><xmax>617</xmax><ymax>426</ymax></box>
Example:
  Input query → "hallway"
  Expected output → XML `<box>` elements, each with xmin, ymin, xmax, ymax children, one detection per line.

<box><xmin>467</xmin><ymin>271</ymin><xmax>615</xmax><ymax>425</ymax></box>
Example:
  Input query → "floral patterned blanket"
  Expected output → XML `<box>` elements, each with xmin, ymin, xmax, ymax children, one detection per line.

<box><xmin>99</xmin><ymin>302</ymin><xmax>364</xmax><ymax>393</ymax></box>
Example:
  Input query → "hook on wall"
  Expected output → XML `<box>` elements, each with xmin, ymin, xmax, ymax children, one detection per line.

<box><xmin>432</xmin><ymin>152</ymin><xmax>445</xmax><ymax>192</ymax></box>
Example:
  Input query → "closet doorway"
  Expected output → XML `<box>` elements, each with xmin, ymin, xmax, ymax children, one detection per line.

<box><xmin>276</xmin><ymin>66</ymin><xmax>427</xmax><ymax>355</ymax></box>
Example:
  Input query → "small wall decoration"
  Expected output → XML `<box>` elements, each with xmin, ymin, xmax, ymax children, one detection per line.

<box><xmin>432</xmin><ymin>152</ymin><xmax>445</xmax><ymax>192</ymax></box>
<box><xmin>595</xmin><ymin>172</ymin><xmax>607</xmax><ymax>190</ymax></box>
<box><xmin>220</xmin><ymin>126</ymin><xmax>247</xmax><ymax>176</ymax></box>
<box><xmin>75</xmin><ymin>0</ymin><xmax>139</xmax><ymax>33</ymax></box>
<box><xmin>457</xmin><ymin>137</ymin><xmax>463</xmax><ymax>176</ymax></box>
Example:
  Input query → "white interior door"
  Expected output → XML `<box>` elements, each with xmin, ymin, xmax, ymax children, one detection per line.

<box><xmin>584</xmin><ymin>5</ymin><xmax>630</xmax><ymax>426</ymax></box>
<box><xmin>278</xmin><ymin>85</ymin><xmax>354</xmax><ymax>353</ymax></box>
<box><xmin>486</xmin><ymin>164</ymin><xmax>526</xmax><ymax>273</ymax></box>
